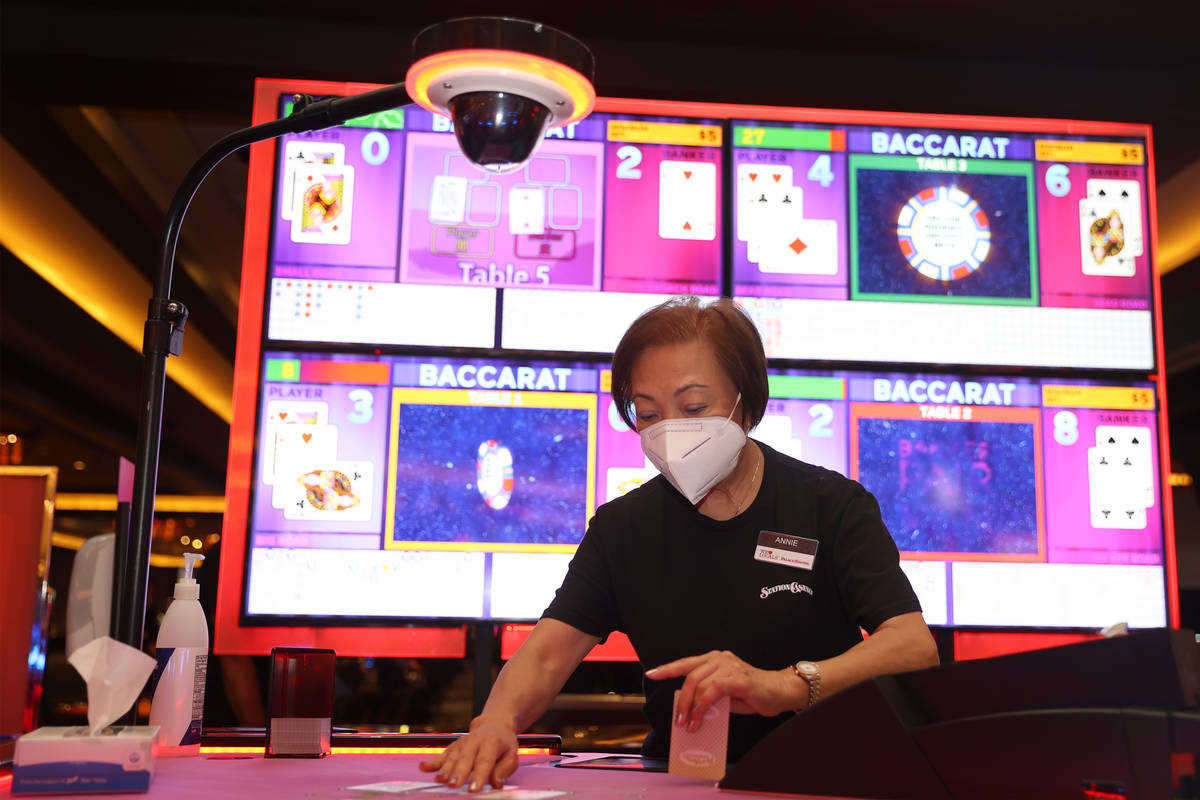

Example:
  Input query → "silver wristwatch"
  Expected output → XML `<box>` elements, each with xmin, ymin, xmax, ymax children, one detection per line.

<box><xmin>791</xmin><ymin>660</ymin><xmax>821</xmax><ymax>709</ymax></box>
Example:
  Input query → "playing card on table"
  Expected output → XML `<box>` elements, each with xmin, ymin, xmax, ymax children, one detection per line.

<box><xmin>1095</xmin><ymin>425</ymin><xmax>1154</xmax><ymax>509</ymax></box>
<box><xmin>281</xmin><ymin>460</ymin><xmax>373</xmax><ymax>521</ymax></box>
<box><xmin>1079</xmin><ymin>198</ymin><xmax>1134</xmax><ymax>277</ymax></box>
<box><xmin>291</xmin><ymin>164</ymin><xmax>355</xmax><ymax>245</ymax></box>
<box><xmin>416</xmin><ymin>789</ymin><xmax>563</xmax><ymax>799</ymax></box>
<box><xmin>344</xmin><ymin>780</ymin><xmax>442</xmax><ymax>793</ymax></box>
<box><xmin>508</xmin><ymin>185</ymin><xmax>546</xmax><ymax>235</ymax></box>
<box><xmin>658</xmin><ymin>160</ymin><xmax>716</xmax><ymax>241</ymax></box>
<box><xmin>261</xmin><ymin>400</ymin><xmax>329</xmax><ymax>485</ymax></box>
<box><xmin>281</xmin><ymin>141</ymin><xmax>344</xmax><ymax>221</ymax></box>
<box><xmin>270</xmin><ymin>424</ymin><xmax>338</xmax><ymax>508</ymax></box>
<box><xmin>1087</xmin><ymin>178</ymin><xmax>1143</xmax><ymax>257</ymax></box>
<box><xmin>429</xmin><ymin>175</ymin><xmax>469</xmax><ymax>224</ymax></box>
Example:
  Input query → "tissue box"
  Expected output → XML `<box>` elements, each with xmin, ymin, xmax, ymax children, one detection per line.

<box><xmin>13</xmin><ymin>726</ymin><xmax>159</xmax><ymax>795</ymax></box>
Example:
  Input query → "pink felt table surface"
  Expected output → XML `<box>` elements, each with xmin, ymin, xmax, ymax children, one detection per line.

<box><xmin>1</xmin><ymin>752</ymin><xmax>851</xmax><ymax>799</ymax></box>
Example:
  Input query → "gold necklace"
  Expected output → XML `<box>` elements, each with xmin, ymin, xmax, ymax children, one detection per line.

<box><xmin>734</xmin><ymin>447</ymin><xmax>762</xmax><ymax>515</ymax></box>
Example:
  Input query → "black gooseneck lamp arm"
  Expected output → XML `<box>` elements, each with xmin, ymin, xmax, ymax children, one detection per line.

<box><xmin>112</xmin><ymin>83</ymin><xmax>412</xmax><ymax>662</ymax></box>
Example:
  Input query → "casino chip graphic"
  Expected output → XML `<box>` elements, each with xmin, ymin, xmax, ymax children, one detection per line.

<box><xmin>476</xmin><ymin>439</ymin><xmax>515</xmax><ymax>510</ymax></box>
<box><xmin>896</xmin><ymin>186</ymin><xmax>991</xmax><ymax>281</ymax></box>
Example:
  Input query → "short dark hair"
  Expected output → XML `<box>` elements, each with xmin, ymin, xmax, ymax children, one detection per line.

<box><xmin>610</xmin><ymin>296</ymin><xmax>769</xmax><ymax>431</ymax></box>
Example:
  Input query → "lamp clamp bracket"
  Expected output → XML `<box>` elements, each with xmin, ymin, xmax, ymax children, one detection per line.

<box><xmin>290</xmin><ymin>93</ymin><xmax>317</xmax><ymax>114</ymax></box>
<box><xmin>143</xmin><ymin>297</ymin><xmax>189</xmax><ymax>358</ymax></box>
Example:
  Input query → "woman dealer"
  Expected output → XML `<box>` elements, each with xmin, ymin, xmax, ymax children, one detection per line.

<box><xmin>420</xmin><ymin>296</ymin><xmax>939</xmax><ymax>792</ymax></box>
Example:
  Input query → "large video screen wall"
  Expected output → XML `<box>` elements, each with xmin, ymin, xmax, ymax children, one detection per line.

<box><xmin>215</xmin><ymin>79</ymin><xmax>1174</xmax><ymax>655</ymax></box>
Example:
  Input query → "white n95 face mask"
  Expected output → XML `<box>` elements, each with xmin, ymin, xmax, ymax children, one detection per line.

<box><xmin>638</xmin><ymin>394</ymin><xmax>747</xmax><ymax>505</ymax></box>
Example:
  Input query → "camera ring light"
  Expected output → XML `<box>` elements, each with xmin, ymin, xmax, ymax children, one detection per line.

<box><xmin>407</xmin><ymin>17</ymin><xmax>596</xmax><ymax>128</ymax></box>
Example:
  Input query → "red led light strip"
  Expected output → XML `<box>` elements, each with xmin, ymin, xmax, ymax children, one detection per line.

<box><xmin>197</xmin><ymin>746</ymin><xmax>555</xmax><ymax>756</ymax></box>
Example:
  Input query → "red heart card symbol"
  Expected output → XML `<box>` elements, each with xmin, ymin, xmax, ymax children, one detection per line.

<box><xmin>278</xmin><ymin>412</ymin><xmax>288</xmax><ymax>421</ymax></box>
<box><xmin>302</xmin><ymin>433</ymin><xmax>312</xmax><ymax>444</ymax></box>
<box><xmin>684</xmin><ymin>171</ymin><xmax>692</xmax><ymax>179</ymax></box>
<box><xmin>748</xmin><ymin>172</ymin><xmax>758</xmax><ymax>181</ymax></box>
<box><xmin>772</xmin><ymin>173</ymin><xmax>782</xmax><ymax>183</ymax></box>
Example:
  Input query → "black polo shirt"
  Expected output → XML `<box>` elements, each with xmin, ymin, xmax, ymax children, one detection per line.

<box><xmin>542</xmin><ymin>441</ymin><xmax>921</xmax><ymax>761</ymax></box>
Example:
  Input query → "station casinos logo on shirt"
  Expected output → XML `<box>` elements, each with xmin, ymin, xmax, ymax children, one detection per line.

<box><xmin>760</xmin><ymin>581</ymin><xmax>814</xmax><ymax>600</ymax></box>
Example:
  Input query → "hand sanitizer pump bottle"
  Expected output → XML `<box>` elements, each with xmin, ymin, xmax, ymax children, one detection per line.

<box><xmin>150</xmin><ymin>552</ymin><xmax>208</xmax><ymax>755</ymax></box>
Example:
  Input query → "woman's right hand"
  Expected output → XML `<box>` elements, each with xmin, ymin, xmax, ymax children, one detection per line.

<box><xmin>417</xmin><ymin>619</ymin><xmax>599</xmax><ymax>792</ymax></box>
<box><xmin>418</xmin><ymin>716</ymin><xmax>520</xmax><ymax>793</ymax></box>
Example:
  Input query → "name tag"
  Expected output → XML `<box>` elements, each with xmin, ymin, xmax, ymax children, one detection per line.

<box><xmin>754</xmin><ymin>530</ymin><xmax>818</xmax><ymax>570</ymax></box>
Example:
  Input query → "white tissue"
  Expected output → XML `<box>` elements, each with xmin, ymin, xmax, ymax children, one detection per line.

<box><xmin>67</xmin><ymin>635</ymin><xmax>157</xmax><ymax>735</ymax></box>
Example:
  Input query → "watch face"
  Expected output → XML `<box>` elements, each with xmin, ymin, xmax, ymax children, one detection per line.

<box><xmin>798</xmin><ymin>662</ymin><xmax>818</xmax><ymax>677</ymax></box>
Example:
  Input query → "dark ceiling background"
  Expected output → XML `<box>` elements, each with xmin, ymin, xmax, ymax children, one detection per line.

<box><xmin>1</xmin><ymin>0</ymin><xmax>1198</xmax><ymax>499</ymax></box>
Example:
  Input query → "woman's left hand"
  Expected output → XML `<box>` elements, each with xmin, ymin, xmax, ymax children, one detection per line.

<box><xmin>645</xmin><ymin>651</ymin><xmax>801</xmax><ymax>732</ymax></box>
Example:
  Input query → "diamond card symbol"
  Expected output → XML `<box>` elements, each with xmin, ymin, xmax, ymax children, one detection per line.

<box><xmin>789</xmin><ymin>238</ymin><xmax>807</xmax><ymax>255</ymax></box>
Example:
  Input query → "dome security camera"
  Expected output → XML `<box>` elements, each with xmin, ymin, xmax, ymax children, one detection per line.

<box><xmin>407</xmin><ymin>17</ymin><xmax>596</xmax><ymax>174</ymax></box>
